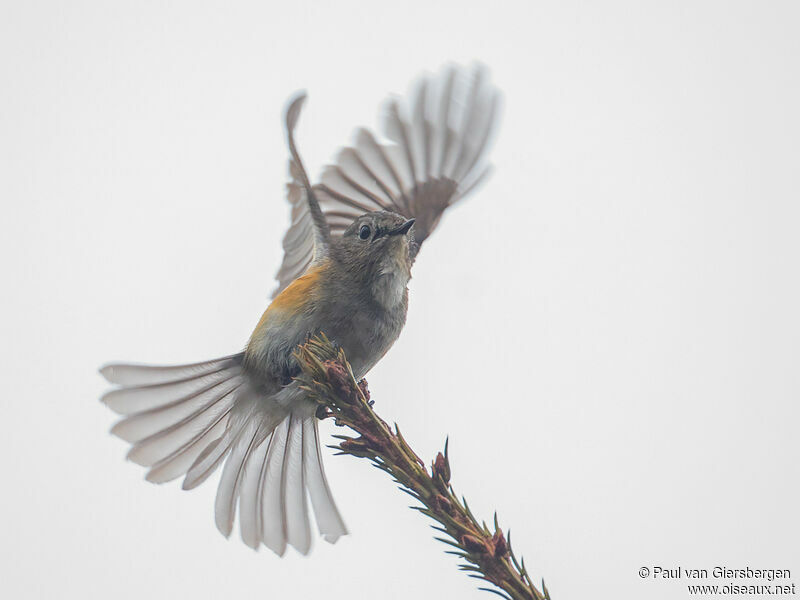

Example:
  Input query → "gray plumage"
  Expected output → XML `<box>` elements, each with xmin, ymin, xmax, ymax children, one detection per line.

<box><xmin>99</xmin><ymin>63</ymin><xmax>500</xmax><ymax>556</ymax></box>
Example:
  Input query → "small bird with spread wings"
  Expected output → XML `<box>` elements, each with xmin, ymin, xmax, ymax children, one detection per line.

<box><xmin>100</xmin><ymin>64</ymin><xmax>501</xmax><ymax>556</ymax></box>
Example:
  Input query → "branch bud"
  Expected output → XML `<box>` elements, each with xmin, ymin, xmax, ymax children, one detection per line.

<box><xmin>492</xmin><ymin>530</ymin><xmax>508</xmax><ymax>558</ymax></box>
<box><xmin>432</xmin><ymin>451</ymin><xmax>451</xmax><ymax>484</ymax></box>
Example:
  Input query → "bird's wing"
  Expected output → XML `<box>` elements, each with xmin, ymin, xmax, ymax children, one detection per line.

<box><xmin>272</xmin><ymin>64</ymin><xmax>501</xmax><ymax>297</ymax></box>
<box><xmin>273</xmin><ymin>94</ymin><xmax>332</xmax><ymax>294</ymax></box>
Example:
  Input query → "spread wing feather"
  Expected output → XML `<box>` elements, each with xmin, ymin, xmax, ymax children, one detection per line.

<box><xmin>272</xmin><ymin>63</ymin><xmax>501</xmax><ymax>296</ymax></box>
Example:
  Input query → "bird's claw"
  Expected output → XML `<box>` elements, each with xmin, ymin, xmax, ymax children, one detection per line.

<box><xmin>357</xmin><ymin>378</ymin><xmax>373</xmax><ymax>406</ymax></box>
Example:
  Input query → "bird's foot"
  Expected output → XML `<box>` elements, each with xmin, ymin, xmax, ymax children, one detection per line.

<box><xmin>357</xmin><ymin>378</ymin><xmax>373</xmax><ymax>406</ymax></box>
<box><xmin>315</xmin><ymin>404</ymin><xmax>333</xmax><ymax>420</ymax></box>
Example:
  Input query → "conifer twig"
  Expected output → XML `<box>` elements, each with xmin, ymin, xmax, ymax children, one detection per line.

<box><xmin>294</xmin><ymin>334</ymin><xmax>550</xmax><ymax>600</ymax></box>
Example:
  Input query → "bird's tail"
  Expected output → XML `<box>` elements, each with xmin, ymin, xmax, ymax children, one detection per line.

<box><xmin>100</xmin><ymin>355</ymin><xmax>347</xmax><ymax>555</ymax></box>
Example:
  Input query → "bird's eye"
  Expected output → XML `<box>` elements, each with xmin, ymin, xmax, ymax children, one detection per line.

<box><xmin>359</xmin><ymin>224</ymin><xmax>371</xmax><ymax>240</ymax></box>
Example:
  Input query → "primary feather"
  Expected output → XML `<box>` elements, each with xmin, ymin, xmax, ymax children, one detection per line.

<box><xmin>273</xmin><ymin>63</ymin><xmax>501</xmax><ymax>296</ymax></box>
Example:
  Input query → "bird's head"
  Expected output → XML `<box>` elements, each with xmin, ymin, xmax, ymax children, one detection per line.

<box><xmin>333</xmin><ymin>211</ymin><xmax>416</xmax><ymax>307</ymax></box>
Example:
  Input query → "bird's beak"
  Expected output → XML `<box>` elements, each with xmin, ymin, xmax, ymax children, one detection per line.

<box><xmin>388</xmin><ymin>218</ymin><xmax>415</xmax><ymax>237</ymax></box>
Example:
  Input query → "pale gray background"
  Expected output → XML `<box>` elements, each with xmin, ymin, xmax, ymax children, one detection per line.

<box><xmin>1</xmin><ymin>1</ymin><xmax>798</xmax><ymax>599</ymax></box>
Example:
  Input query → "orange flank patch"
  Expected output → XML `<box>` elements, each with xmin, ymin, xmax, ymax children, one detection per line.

<box><xmin>253</xmin><ymin>263</ymin><xmax>326</xmax><ymax>333</ymax></box>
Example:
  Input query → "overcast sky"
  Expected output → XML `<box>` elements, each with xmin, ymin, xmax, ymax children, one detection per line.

<box><xmin>1</xmin><ymin>2</ymin><xmax>798</xmax><ymax>599</ymax></box>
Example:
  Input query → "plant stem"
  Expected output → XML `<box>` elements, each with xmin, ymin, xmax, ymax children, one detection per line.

<box><xmin>294</xmin><ymin>335</ymin><xmax>551</xmax><ymax>600</ymax></box>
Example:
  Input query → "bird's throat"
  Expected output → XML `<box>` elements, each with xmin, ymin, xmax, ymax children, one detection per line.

<box><xmin>370</xmin><ymin>244</ymin><xmax>411</xmax><ymax>309</ymax></box>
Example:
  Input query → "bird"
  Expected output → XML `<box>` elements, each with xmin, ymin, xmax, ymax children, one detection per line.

<box><xmin>100</xmin><ymin>64</ymin><xmax>501</xmax><ymax>556</ymax></box>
